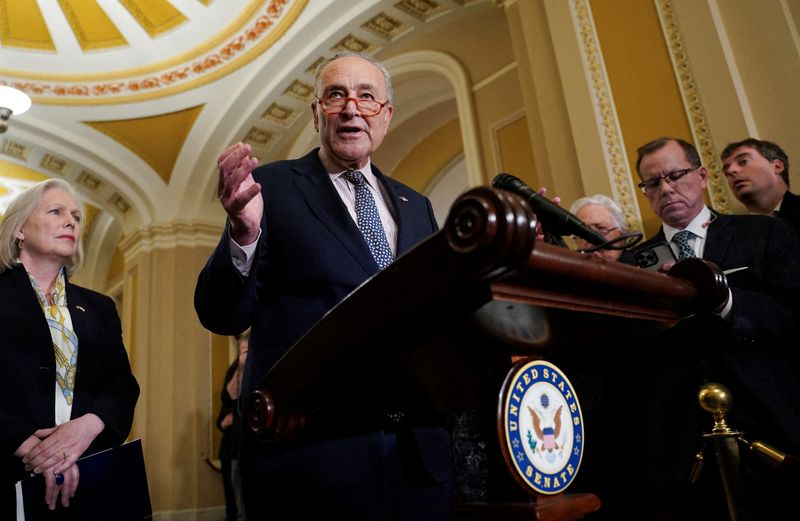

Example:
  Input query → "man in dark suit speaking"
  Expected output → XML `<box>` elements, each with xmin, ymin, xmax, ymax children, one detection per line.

<box><xmin>194</xmin><ymin>52</ymin><xmax>450</xmax><ymax>520</ymax></box>
<box><xmin>619</xmin><ymin>137</ymin><xmax>800</xmax><ymax>518</ymax></box>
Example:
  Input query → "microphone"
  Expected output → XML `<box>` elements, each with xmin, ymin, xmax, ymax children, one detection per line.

<box><xmin>491</xmin><ymin>173</ymin><xmax>607</xmax><ymax>246</ymax></box>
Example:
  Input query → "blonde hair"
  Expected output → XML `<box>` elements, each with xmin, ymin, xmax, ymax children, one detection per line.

<box><xmin>0</xmin><ymin>178</ymin><xmax>85</xmax><ymax>275</ymax></box>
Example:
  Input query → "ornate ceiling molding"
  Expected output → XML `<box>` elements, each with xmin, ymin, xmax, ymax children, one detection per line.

<box><xmin>0</xmin><ymin>0</ymin><xmax>308</xmax><ymax>105</ymax></box>
<box><xmin>119</xmin><ymin>219</ymin><xmax>224</xmax><ymax>261</ymax></box>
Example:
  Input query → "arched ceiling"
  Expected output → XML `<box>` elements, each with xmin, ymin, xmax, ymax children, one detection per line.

<box><xmin>0</xmin><ymin>0</ymin><xmax>504</xmax><ymax>282</ymax></box>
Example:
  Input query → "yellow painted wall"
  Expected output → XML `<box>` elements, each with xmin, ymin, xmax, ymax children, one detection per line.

<box><xmin>392</xmin><ymin>118</ymin><xmax>463</xmax><ymax>193</ymax></box>
<box><xmin>590</xmin><ymin>0</ymin><xmax>693</xmax><ymax>236</ymax></box>
<box><xmin>495</xmin><ymin>115</ymin><xmax>535</xmax><ymax>185</ymax></box>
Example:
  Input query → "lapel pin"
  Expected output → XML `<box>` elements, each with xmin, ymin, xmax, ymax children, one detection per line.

<box><xmin>398</xmin><ymin>196</ymin><xmax>408</xmax><ymax>202</ymax></box>
<box><xmin>76</xmin><ymin>305</ymin><xmax>86</xmax><ymax>312</ymax></box>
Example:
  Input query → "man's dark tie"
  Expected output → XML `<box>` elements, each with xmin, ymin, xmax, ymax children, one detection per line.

<box><xmin>344</xmin><ymin>170</ymin><xmax>394</xmax><ymax>269</ymax></box>
<box><xmin>672</xmin><ymin>229</ymin><xmax>696</xmax><ymax>260</ymax></box>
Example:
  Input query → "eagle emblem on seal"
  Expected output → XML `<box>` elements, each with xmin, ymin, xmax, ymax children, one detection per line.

<box><xmin>527</xmin><ymin>392</ymin><xmax>564</xmax><ymax>463</ymax></box>
<box><xmin>499</xmin><ymin>359</ymin><xmax>584</xmax><ymax>495</ymax></box>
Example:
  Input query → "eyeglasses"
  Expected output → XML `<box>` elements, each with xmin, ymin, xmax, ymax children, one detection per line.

<box><xmin>588</xmin><ymin>224</ymin><xmax>618</xmax><ymax>236</ymax></box>
<box><xmin>573</xmin><ymin>225</ymin><xmax>618</xmax><ymax>243</ymax></box>
<box><xmin>316</xmin><ymin>97</ymin><xmax>389</xmax><ymax>116</ymax></box>
<box><xmin>638</xmin><ymin>166</ymin><xmax>700</xmax><ymax>194</ymax></box>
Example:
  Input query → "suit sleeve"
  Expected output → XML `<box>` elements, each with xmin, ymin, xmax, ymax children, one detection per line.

<box><xmin>0</xmin><ymin>273</ymin><xmax>60</xmax><ymax>459</ymax></box>
<box><xmin>79</xmin><ymin>295</ymin><xmax>140</xmax><ymax>448</ymax></box>
<box><xmin>727</xmin><ymin>218</ymin><xmax>800</xmax><ymax>345</ymax></box>
<box><xmin>425</xmin><ymin>197</ymin><xmax>439</xmax><ymax>233</ymax></box>
<box><xmin>194</xmin><ymin>222</ymin><xmax>262</xmax><ymax>336</ymax></box>
<box><xmin>0</xmin><ymin>408</ymin><xmax>37</xmax><ymax>461</ymax></box>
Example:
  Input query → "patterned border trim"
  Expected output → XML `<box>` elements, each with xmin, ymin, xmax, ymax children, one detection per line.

<box><xmin>0</xmin><ymin>0</ymin><xmax>305</xmax><ymax>105</ymax></box>
<box><xmin>119</xmin><ymin>220</ymin><xmax>224</xmax><ymax>259</ymax></box>
<box><xmin>570</xmin><ymin>0</ymin><xmax>641</xmax><ymax>231</ymax></box>
<box><xmin>656</xmin><ymin>0</ymin><xmax>729</xmax><ymax>213</ymax></box>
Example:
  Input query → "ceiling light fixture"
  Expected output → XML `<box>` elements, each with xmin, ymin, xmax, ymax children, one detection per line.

<box><xmin>0</xmin><ymin>85</ymin><xmax>32</xmax><ymax>133</ymax></box>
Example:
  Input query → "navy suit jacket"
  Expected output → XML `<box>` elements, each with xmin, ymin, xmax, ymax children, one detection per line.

<box><xmin>779</xmin><ymin>190</ymin><xmax>800</xmax><ymax>240</ymax></box>
<box><xmin>0</xmin><ymin>264</ymin><xmax>139</xmax><ymax>511</ymax></box>
<box><xmin>617</xmin><ymin>210</ymin><xmax>800</xmax><ymax>505</ymax></box>
<box><xmin>195</xmin><ymin>149</ymin><xmax>439</xmax><ymax>397</ymax></box>
<box><xmin>194</xmin><ymin>150</ymin><xmax>450</xmax><ymax>495</ymax></box>
<box><xmin>621</xmin><ymin>210</ymin><xmax>800</xmax><ymax>347</ymax></box>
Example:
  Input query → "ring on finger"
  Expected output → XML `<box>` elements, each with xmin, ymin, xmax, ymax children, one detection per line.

<box><xmin>59</xmin><ymin>448</ymin><xmax>68</xmax><ymax>462</ymax></box>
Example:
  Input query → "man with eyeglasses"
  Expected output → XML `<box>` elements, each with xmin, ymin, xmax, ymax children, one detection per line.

<box><xmin>721</xmin><ymin>137</ymin><xmax>800</xmax><ymax>239</ymax></box>
<box><xmin>617</xmin><ymin>137</ymin><xmax>800</xmax><ymax>518</ymax></box>
<box><xmin>195</xmin><ymin>52</ymin><xmax>450</xmax><ymax>520</ymax></box>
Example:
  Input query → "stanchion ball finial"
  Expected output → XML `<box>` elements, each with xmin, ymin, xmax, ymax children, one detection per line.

<box><xmin>698</xmin><ymin>382</ymin><xmax>734</xmax><ymax>434</ymax></box>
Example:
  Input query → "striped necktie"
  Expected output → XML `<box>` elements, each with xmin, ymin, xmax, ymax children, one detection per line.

<box><xmin>344</xmin><ymin>170</ymin><xmax>394</xmax><ymax>269</ymax></box>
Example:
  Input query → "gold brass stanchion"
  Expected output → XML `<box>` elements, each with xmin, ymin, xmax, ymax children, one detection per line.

<box><xmin>697</xmin><ymin>383</ymin><xmax>749</xmax><ymax>521</ymax></box>
<box><xmin>748</xmin><ymin>439</ymin><xmax>789</xmax><ymax>466</ymax></box>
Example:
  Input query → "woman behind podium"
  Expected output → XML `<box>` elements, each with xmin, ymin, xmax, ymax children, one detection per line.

<box><xmin>0</xmin><ymin>179</ymin><xmax>139</xmax><ymax>515</ymax></box>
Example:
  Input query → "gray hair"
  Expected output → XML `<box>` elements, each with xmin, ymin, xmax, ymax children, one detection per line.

<box><xmin>0</xmin><ymin>178</ymin><xmax>85</xmax><ymax>275</ymax></box>
<box><xmin>313</xmin><ymin>51</ymin><xmax>393</xmax><ymax>103</ymax></box>
<box><xmin>569</xmin><ymin>194</ymin><xmax>628</xmax><ymax>232</ymax></box>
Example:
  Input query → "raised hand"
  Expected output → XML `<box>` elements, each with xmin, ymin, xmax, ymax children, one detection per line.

<box><xmin>534</xmin><ymin>186</ymin><xmax>561</xmax><ymax>240</ymax></box>
<box><xmin>536</xmin><ymin>186</ymin><xmax>561</xmax><ymax>206</ymax></box>
<box><xmin>217</xmin><ymin>142</ymin><xmax>263</xmax><ymax>245</ymax></box>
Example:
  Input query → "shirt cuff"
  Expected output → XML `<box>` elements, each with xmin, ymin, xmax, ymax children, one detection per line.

<box><xmin>229</xmin><ymin>228</ymin><xmax>261</xmax><ymax>276</ymax></box>
<box><xmin>715</xmin><ymin>288</ymin><xmax>734</xmax><ymax>320</ymax></box>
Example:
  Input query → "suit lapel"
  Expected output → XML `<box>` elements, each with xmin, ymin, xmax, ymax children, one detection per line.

<box><xmin>8</xmin><ymin>265</ymin><xmax>55</xmax><ymax>351</ymax></box>
<box><xmin>6</xmin><ymin>266</ymin><xmax>59</xmax><ymax>425</ymax></box>
<box><xmin>374</xmin><ymin>169</ymin><xmax>414</xmax><ymax>256</ymax></box>
<box><xmin>782</xmin><ymin>191</ymin><xmax>800</xmax><ymax>219</ymax></box>
<box><xmin>638</xmin><ymin>211</ymin><xmax>730</xmax><ymax>264</ymax></box>
<box><xmin>701</xmin><ymin>211</ymin><xmax>730</xmax><ymax>265</ymax></box>
<box><xmin>290</xmin><ymin>156</ymin><xmax>379</xmax><ymax>274</ymax></box>
<box><xmin>66</xmin><ymin>283</ymin><xmax>88</xmax><ymax>355</ymax></box>
<box><xmin>651</xmin><ymin>228</ymin><xmax>666</xmax><ymax>244</ymax></box>
<box><xmin>64</xmin><ymin>282</ymin><xmax>92</xmax><ymax>417</ymax></box>
<box><xmin>634</xmin><ymin>229</ymin><xmax>666</xmax><ymax>253</ymax></box>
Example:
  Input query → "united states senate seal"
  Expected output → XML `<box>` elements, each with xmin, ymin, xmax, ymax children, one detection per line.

<box><xmin>498</xmin><ymin>358</ymin><xmax>584</xmax><ymax>495</ymax></box>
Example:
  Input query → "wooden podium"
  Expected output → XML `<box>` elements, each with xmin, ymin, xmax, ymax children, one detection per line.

<box><xmin>246</xmin><ymin>187</ymin><xmax>706</xmax><ymax>519</ymax></box>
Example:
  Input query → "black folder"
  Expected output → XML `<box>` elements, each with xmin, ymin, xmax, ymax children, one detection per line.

<box><xmin>16</xmin><ymin>438</ymin><xmax>152</xmax><ymax>520</ymax></box>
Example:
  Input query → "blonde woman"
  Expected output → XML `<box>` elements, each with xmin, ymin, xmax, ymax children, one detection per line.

<box><xmin>0</xmin><ymin>179</ymin><xmax>138</xmax><ymax>516</ymax></box>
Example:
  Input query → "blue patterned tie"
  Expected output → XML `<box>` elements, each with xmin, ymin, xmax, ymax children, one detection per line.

<box><xmin>344</xmin><ymin>170</ymin><xmax>394</xmax><ymax>269</ymax></box>
<box><xmin>672</xmin><ymin>230</ymin><xmax>696</xmax><ymax>260</ymax></box>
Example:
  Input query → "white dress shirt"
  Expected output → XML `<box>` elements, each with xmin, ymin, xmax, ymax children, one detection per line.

<box><xmin>230</xmin><ymin>149</ymin><xmax>398</xmax><ymax>275</ymax></box>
